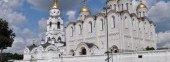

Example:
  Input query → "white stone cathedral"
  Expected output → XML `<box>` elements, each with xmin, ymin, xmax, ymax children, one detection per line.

<box><xmin>15</xmin><ymin>0</ymin><xmax>170</xmax><ymax>62</ymax></box>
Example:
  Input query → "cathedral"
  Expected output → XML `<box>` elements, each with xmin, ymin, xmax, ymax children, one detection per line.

<box><xmin>14</xmin><ymin>0</ymin><xmax>170</xmax><ymax>62</ymax></box>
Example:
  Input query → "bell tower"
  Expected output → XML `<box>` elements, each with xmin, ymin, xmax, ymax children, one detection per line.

<box><xmin>45</xmin><ymin>0</ymin><xmax>65</xmax><ymax>46</ymax></box>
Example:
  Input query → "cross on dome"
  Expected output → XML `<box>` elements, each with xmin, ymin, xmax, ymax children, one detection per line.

<box><xmin>80</xmin><ymin>0</ymin><xmax>90</xmax><ymax>12</ymax></box>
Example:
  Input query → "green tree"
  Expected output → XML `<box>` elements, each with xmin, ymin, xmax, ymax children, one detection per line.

<box><xmin>145</xmin><ymin>46</ymin><xmax>155</xmax><ymax>51</ymax></box>
<box><xmin>2</xmin><ymin>53</ymin><xmax>23</xmax><ymax>61</ymax></box>
<box><xmin>0</xmin><ymin>19</ymin><xmax>15</xmax><ymax>62</ymax></box>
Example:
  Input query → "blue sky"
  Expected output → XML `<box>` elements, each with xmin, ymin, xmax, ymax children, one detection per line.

<box><xmin>0</xmin><ymin>0</ymin><xmax>170</xmax><ymax>53</ymax></box>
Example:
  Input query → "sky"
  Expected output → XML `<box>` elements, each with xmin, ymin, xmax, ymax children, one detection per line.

<box><xmin>0</xmin><ymin>0</ymin><xmax>170</xmax><ymax>53</ymax></box>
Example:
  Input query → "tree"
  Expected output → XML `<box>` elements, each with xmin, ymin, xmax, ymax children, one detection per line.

<box><xmin>0</xmin><ymin>19</ymin><xmax>15</xmax><ymax>62</ymax></box>
<box><xmin>145</xmin><ymin>46</ymin><xmax>155</xmax><ymax>51</ymax></box>
<box><xmin>2</xmin><ymin>53</ymin><xmax>23</xmax><ymax>61</ymax></box>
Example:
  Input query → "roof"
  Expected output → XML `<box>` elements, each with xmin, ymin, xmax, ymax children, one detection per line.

<box><xmin>85</xmin><ymin>43</ymin><xmax>96</xmax><ymax>48</ymax></box>
<box><xmin>27</xmin><ymin>44</ymin><xmax>37</xmax><ymax>50</ymax></box>
<box><xmin>55</xmin><ymin>40</ymin><xmax>66</xmax><ymax>46</ymax></box>
<box><xmin>41</xmin><ymin>42</ymin><xmax>51</xmax><ymax>48</ymax></box>
<box><xmin>137</xmin><ymin>2</ymin><xmax>147</xmax><ymax>10</ymax></box>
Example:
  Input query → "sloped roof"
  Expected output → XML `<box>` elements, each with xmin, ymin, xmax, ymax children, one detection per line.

<box><xmin>27</xmin><ymin>44</ymin><xmax>37</xmax><ymax>50</ymax></box>
<box><xmin>85</xmin><ymin>43</ymin><xmax>95</xmax><ymax>48</ymax></box>
<box><xmin>41</xmin><ymin>42</ymin><xmax>51</xmax><ymax>48</ymax></box>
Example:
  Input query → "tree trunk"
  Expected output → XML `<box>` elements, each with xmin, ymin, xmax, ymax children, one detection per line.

<box><xmin>0</xmin><ymin>49</ymin><xmax>3</xmax><ymax>62</ymax></box>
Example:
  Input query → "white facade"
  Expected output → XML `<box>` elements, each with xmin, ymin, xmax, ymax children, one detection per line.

<box><xmin>66</xmin><ymin>0</ymin><xmax>157</xmax><ymax>56</ymax></box>
<box><xmin>14</xmin><ymin>0</ymin><xmax>168</xmax><ymax>62</ymax></box>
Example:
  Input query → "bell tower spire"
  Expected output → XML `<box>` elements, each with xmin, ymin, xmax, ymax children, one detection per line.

<box><xmin>52</xmin><ymin>0</ymin><xmax>59</xmax><ymax>9</ymax></box>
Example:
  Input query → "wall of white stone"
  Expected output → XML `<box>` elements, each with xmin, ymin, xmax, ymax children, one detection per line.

<box><xmin>15</xmin><ymin>50</ymin><xmax>170</xmax><ymax>62</ymax></box>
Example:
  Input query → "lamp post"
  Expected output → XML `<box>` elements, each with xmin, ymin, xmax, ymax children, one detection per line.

<box><xmin>103</xmin><ymin>1</ymin><xmax>110</xmax><ymax>62</ymax></box>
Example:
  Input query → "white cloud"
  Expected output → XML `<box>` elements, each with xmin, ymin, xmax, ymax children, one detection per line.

<box><xmin>38</xmin><ymin>18</ymin><xmax>47</xmax><ymax>31</ymax></box>
<box><xmin>0</xmin><ymin>0</ymin><xmax>26</xmax><ymax>25</ymax></box>
<box><xmin>0</xmin><ymin>0</ymin><xmax>31</xmax><ymax>52</ymax></box>
<box><xmin>5</xmin><ymin>36</ymin><xmax>40</xmax><ymax>53</ymax></box>
<box><xmin>139</xmin><ymin>0</ymin><xmax>170</xmax><ymax>48</ymax></box>
<box><xmin>27</xmin><ymin>0</ymin><xmax>82</xmax><ymax>11</ymax></box>
<box><xmin>66</xmin><ymin>10</ymin><xmax>76</xmax><ymax>20</ymax></box>
<box><xmin>27</xmin><ymin>0</ymin><xmax>51</xmax><ymax>11</ymax></box>
<box><xmin>4</xmin><ymin>27</ymin><xmax>41</xmax><ymax>53</ymax></box>
<box><xmin>158</xmin><ymin>31</ymin><xmax>170</xmax><ymax>48</ymax></box>
<box><xmin>148</xmin><ymin>1</ymin><xmax>170</xmax><ymax>23</ymax></box>
<box><xmin>5</xmin><ymin>37</ymin><xmax>26</xmax><ymax>53</ymax></box>
<box><xmin>0</xmin><ymin>0</ymin><xmax>38</xmax><ymax>53</ymax></box>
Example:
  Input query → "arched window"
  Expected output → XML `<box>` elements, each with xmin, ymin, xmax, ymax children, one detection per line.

<box><xmin>71</xmin><ymin>27</ymin><xmax>73</xmax><ymax>36</ymax></box>
<box><xmin>70</xmin><ymin>49</ymin><xmax>75</xmax><ymax>56</ymax></box>
<box><xmin>143</xmin><ymin>11</ymin><xmax>145</xmax><ymax>16</ymax></box>
<box><xmin>79</xmin><ymin>25</ymin><xmax>82</xmax><ymax>35</ymax></box>
<box><xmin>57</xmin><ymin>22</ymin><xmax>60</xmax><ymax>29</ymax></box>
<box><xmin>49</xmin><ymin>22</ymin><xmax>52</xmax><ymax>27</ymax></box>
<box><xmin>89</xmin><ymin>22</ymin><xmax>92</xmax><ymax>33</ymax></box>
<box><xmin>132</xmin><ymin>19</ymin><xmax>135</xmax><ymax>30</ymax></box>
<box><xmin>139</xmin><ymin>12</ymin><xmax>141</xmax><ymax>17</ymax></box>
<box><xmin>58</xmin><ymin>37</ymin><xmax>61</xmax><ymax>41</ymax></box>
<box><xmin>112</xmin><ymin>16</ymin><xmax>115</xmax><ymax>28</ymax></box>
<box><xmin>144</xmin><ymin>22</ymin><xmax>146</xmax><ymax>31</ymax></box>
<box><xmin>80</xmin><ymin>47</ymin><xmax>87</xmax><ymax>55</ymax></box>
<box><xmin>114</xmin><ymin>4</ymin><xmax>116</xmax><ymax>10</ymax></box>
<box><xmin>124</xmin><ymin>16</ymin><xmax>128</xmax><ymax>28</ymax></box>
<box><xmin>145</xmin><ymin>22</ymin><xmax>148</xmax><ymax>33</ymax></box>
<box><xmin>110</xmin><ymin>45</ymin><xmax>119</xmax><ymax>53</ymax></box>
<box><xmin>122</xmin><ymin>4</ymin><xmax>123</xmax><ymax>10</ymax></box>
<box><xmin>100</xmin><ymin>19</ymin><xmax>104</xmax><ymax>31</ymax></box>
<box><xmin>109</xmin><ymin>5</ymin><xmax>112</xmax><ymax>8</ymax></box>
<box><xmin>126</xmin><ymin>3</ymin><xmax>129</xmax><ymax>10</ymax></box>
<box><xmin>47</xmin><ymin>37</ymin><xmax>51</xmax><ymax>41</ymax></box>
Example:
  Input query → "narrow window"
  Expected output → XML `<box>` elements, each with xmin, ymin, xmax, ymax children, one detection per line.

<box><xmin>79</xmin><ymin>25</ymin><xmax>82</xmax><ymax>34</ymax></box>
<box><xmin>57</xmin><ymin>22</ymin><xmax>60</xmax><ymax>29</ymax></box>
<box><xmin>139</xmin><ymin>12</ymin><xmax>141</xmax><ymax>17</ymax></box>
<box><xmin>122</xmin><ymin>4</ymin><xmax>123</xmax><ymax>10</ymax></box>
<box><xmin>110</xmin><ymin>5</ymin><xmax>112</xmax><ymax>8</ymax></box>
<box><xmin>49</xmin><ymin>22</ymin><xmax>52</xmax><ymax>27</ymax></box>
<box><xmin>143</xmin><ymin>11</ymin><xmax>145</xmax><ymax>16</ymax></box>
<box><xmin>112</xmin><ymin>16</ymin><xmax>115</xmax><ymax>28</ymax></box>
<box><xmin>114</xmin><ymin>4</ymin><xmax>116</xmax><ymax>10</ymax></box>
<box><xmin>132</xmin><ymin>19</ymin><xmax>136</xmax><ymax>30</ymax></box>
<box><xmin>126</xmin><ymin>3</ymin><xmax>128</xmax><ymax>10</ymax></box>
<box><xmin>124</xmin><ymin>16</ymin><xmax>128</xmax><ymax>28</ymax></box>
<box><xmin>89</xmin><ymin>22</ymin><xmax>92</xmax><ymax>33</ymax></box>
<box><xmin>71</xmin><ymin>27</ymin><xmax>73</xmax><ymax>36</ymax></box>
<box><xmin>101</xmin><ymin>19</ymin><xmax>104</xmax><ymax>31</ymax></box>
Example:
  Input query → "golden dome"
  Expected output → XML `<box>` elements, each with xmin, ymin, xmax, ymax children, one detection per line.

<box><xmin>80</xmin><ymin>6</ymin><xmax>90</xmax><ymax>12</ymax></box>
<box><xmin>52</xmin><ymin>0</ymin><xmax>59</xmax><ymax>9</ymax></box>
<box><xmin>137</xmin><ymin>2</ymin><xmax>147</xmax><ymax>9</ymax></box>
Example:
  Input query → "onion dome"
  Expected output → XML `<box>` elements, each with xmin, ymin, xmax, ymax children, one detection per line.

<box><xmin>51</xmin><ymin>0</ymin><xmax>59</xmax><ymax>9</ymax></box>
<box><xmin>80</xmin><ymin>6</ymin><xmax>90</xmax><ymax>12</ymax></box>
<box><xmin>137</xmin><ymin>2</ymin><xmax>147</xmax><ymax>9</ymax></box>
<box><xmin>27</xmin><ymin>44</ymin><xmax>37</xmax><ymax>50</ymax></box>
